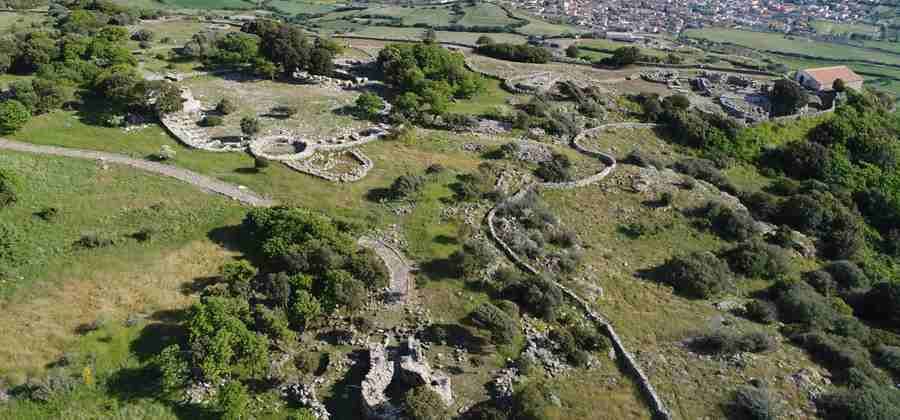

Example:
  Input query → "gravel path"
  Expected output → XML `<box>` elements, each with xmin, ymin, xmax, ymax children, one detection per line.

<box><xmin>358</xmin><ymin>236</ymin><xmax>413</xmax><ymax>303</ymax></box>
<box><xmin>0</xmin><ymin>138</ymin><xmax>276</xmax><ymax>207</ymax></box>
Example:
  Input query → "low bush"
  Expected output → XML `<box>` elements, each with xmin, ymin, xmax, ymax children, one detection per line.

<box><xmin>470</xmin><ymin>302</ymin><xmax>519</xmax><ymax>345</ymax></box>
<box><xmin>660</xmin><ymin>251</ymin><xmax>734</xmax><ymax>299</ymax></box>
<box><xmin>818</xmin><ymin>386</ymin><xmax>900</xmax><ymax>420</ymax></box>
<box><xmin>74</xmin><ymin>233</ymin><xmax>117</xmax><ymax>249</ymax></box>
<box><xmin>201</xmin><ymin>115</ymin><xmax>224</xmax><ymax>127</ymax></box>
<box><xmin>775</xmin><ymin>281</ymin><xmax>837</xmax><ymax>328</ymax></box>
<box><xmin>731</xmin><ymin>385</ymin><xmax>781</xmax><ymax>420</ymax></box>
<box><xmin>0</xmin><ymin>168</ymin><xmax>19</xmax><ymax>208</ymax></box>
<box><xmin>790</xmin><ymin>331</ymin><xmax>883</xmax><ymax>383</ymax></box>
<box><xmin>672</xmin><ymin>158</ymin><xmax>737</xmax><ymax>194</ymax></box>
<box><xmin>823</xmin><ymin>260</ymin><xmax>869</xmax><ymax>290</ymax></box>
<box><xmin>803</xmin><ymin>270</ymin><xmax>837</xmax><ymax>296</ymax></box>
<box><xmin>624</xmin><ymin>150</ymin><xmax>664</xmax><ymax>169</ymax></box>
<box><xmin>723</xmin><ymin>239</ymin><xmax>790</xmax><ymax>279</ymax></box>
<box><xmin>875</xmin><ymin>345</ymin><xmax>900</xmax><ymax>377</ymax></box>
<box><xmin>741</xmin><ymin>191</ymin><xmax>781</xmax><ymax>222</ymax></box>
<box><xmin>700</xmin><ymin>202</ymin><xmax>758</xmax><ymax>241</ymax></box>
<box><xmin>744</xmin><ymin>299</ymin><xmax>777</xmax><ymax>324</ymax></box>
<box><xmin>690</xmin><ymin>330</ymin><xmax>774</xmax><ymax>355</ymax></box>
<box><xmin>389</xmin><ymin>173</ymin><xmax>425</xmax><ymax>200</ymax></box>
<box><xmin>503</xmin><ymin>274</ymin><xmax>564</xmax><ymax>321</ymax></box>
<box><xmin>405</xmin><ymin>385</ymin><xmax>450</xmax><ymax>420</ymax></box>
<box><xmin>535</xmin><ymin>153</ymin><xmax>574</xmax><ymax>182</ymax></box>
<box><xmin>216</xmin><ymin>98</ymin><xmax>237</xmax><ymax>115</ymax></box>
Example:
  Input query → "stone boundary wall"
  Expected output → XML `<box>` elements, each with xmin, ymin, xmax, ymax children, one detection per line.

<box><xmin>485</xmin><ymin>122</ymin><xmax>672</xmax><ymax>420</ymax></box>
<box><xmin>631</xmin><ymin>62</ymin><xmax>779</xmax><ymax>77</ymax></box>
<box><xmin>284</xmin><ymin>149</ymin><xmax>373</xmax><ymax>183</ymax></box>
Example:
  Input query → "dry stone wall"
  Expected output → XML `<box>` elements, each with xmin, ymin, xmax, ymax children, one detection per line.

<box><xmin>485</xmin><ymin>122</ymin><xmax>672</xmax><ymax>420</ymax></box>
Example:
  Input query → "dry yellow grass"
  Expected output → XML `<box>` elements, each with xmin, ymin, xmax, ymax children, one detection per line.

<box><xmin>0</xmin><ymin>238</ymin><xmax>239</xmax><ymax>382</ymax></box>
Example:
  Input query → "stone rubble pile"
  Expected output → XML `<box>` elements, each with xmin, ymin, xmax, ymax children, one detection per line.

<box><xmin>280</xmin><ymin>381</ymin><xmax>331</xmax><ymax>419</ymax></box>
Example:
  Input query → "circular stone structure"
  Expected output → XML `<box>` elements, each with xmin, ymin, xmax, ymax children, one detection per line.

<box><xmin>250</xmin><ymin>135</ymin><xmax>316</xmax><ymax>161</ymax></box>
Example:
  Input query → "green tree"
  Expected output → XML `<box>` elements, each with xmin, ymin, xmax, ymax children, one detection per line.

<box><xmin>355</xmin><ymin>92</ymin><xmax>385</xmax><ymax>119</ymax></box>
<box><xmin>154</xmin><ymin>344</ymin><xmax>190</xmax><ymax>392</ymax></box>
<box><xmin>254</xmin><ymin>156</ymin><xmax>270</xmax><ymax>173</ymax></box>
<box><xmin>217</xmin><ymin>381</ymin><xmax>250</xmax><ymax>420</ymax></box>
<box><xmin>404</xmin><ymin>385</ymin><xmax>450</xmax><ymax>420</ymax></box>
<box><xmin>217</xmin><ymin>98</ymin><xmax>237</xmax><ymax>115</ymax></box>
<box><xmin>565</xmin><ymin>44</ymin><xmax>579</xmax><ymax>58</ymax></box>
<box><xmin>290</xmin><ymin>289</ymin><xmax>322</xmax><ymax>328</ymax></box>
<box><xmin>770</xmin><ymin>79</ymin><xmax>808</xmax><ymax>117</ymax></box>
<box><xmin>0</xmin><ymin>168</ymin><xmax>19</xmax><ymax>208</ymax></box>
<box><xmin>240</xmin><ymin>116</ymin><xmax>260</xmax><ymax>138</ymax></box>
<box><xmin>187</xmin><ymin>297</ymin><xmax>268</xmax><ymax>381</ymax></box>
<box><xmin>0</xmin><ymin>100</ymin><xmax>31</xmax><ymax>134</ymax></box>
<box><xmin>475</xmin><ymin>35</ymin><xmax>495</xmax><ymax>46</ymax></box>
<box><xmin>423</xmin><ymin>28</ymin><xmax>437</xmax><ymax>44</ymax></box>
<box><xmin>307</xmin><ymin>47</ymin><xmax>333</xmax><ymax>76</ymax></box>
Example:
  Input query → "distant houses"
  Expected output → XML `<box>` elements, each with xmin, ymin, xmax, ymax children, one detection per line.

<box><xmin>795</xmin><ymin>65</ymin><xmax>864</xmax><ymax>92</ymax></box>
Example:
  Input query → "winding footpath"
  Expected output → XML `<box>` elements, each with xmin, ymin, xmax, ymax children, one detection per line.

<box><xmin>0</xmin><ymin>138</ymin><xmax>276</xmax><ymax>207</ymax></box>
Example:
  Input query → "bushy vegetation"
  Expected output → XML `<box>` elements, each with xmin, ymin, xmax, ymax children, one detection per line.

<box><xmin>690</xmin><ymin>329</ymin><xmax>774</xmax><ymax>355</ymax></box>
<box><xmin>470</xmin><ymin>302</ymin><xmax>520</xmax><ymax>344</ymax></box>
<box><xmin>474</xmin><ymin>42</ymin><xmax>551</xmax><ymax>63</ymax></box>
<box><xmin>660</xmin><ymin>251</ymin><xmax>733</xmax><ymax>299</ymax></box>
<box><xmin>722</xmin><ymin>239</ymin><xmax>790</xmax><ymax>279</ymax></box>
<box><xmin>698</xmin><ymin>201</ymin><xmax>757</xmax><ymax>241</ymax></box>
<box><xmin>378</xmin><ymin>42</ymin><xmax>484</xmax><ymax>121</ymax></box>
<box><xmin>730</xmin><ymin>385</ymin><xmax>781</xmax><ymax>420</ymax></box>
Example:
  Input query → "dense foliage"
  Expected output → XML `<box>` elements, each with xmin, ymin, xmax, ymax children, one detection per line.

<box><xmin>378</xmin><ymin>42</ymin><xmax>484</xmax><ymax>120</ymax></box>
<box><xmin>474</xmin><ymin>42</ymin><xmax>551</xmax><ymax>64</ymax></box>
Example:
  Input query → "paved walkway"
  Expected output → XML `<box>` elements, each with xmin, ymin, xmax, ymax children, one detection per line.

<box><xmin>0</xmin><ymin>138</ymin><xmax>276</xmax><ymax>207</ymax></box>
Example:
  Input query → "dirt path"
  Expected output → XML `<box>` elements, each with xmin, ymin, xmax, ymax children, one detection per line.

<box><xmin>0</xmin><ymin>138</ymin><xmax>276</xmax><ymax>207</ymax></box>
<box><xmin>358</xmin><ymin>236</ymin><xmax>413</xmax><ymax>303</ymax></box>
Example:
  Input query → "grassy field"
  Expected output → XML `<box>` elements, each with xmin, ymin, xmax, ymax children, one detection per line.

<box><xmin>0</xmin><ymin>151</ymin><xmax>245</xmax><ymax>380</ymax></box>
<box><xmin>457</xmin><ymin>2</ymin><xmax>520</xmax><ymax>27</ymax></box>
<box><xmin>812</xmin><ymin>19</ymin><xmax>880</xmax><ymax>37</ymax></box>
<box><xmin>541</xmin><ymin>127</ymin><xmax>824</xmax><ymax>419</ymax></box>
<box><xmin>685</xmin><ymin>28</ymin><xmax>900</xmax><ymax>67</ymax></box>
<box><xmin>269</xmin><ymin>0</ymin><xmax>346</xmax><ymax>15</ymax></box>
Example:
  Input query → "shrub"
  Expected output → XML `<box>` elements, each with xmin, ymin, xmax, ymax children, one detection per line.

<box><xmin>660</xmin><ymin>251</ymin><xmax>733</xmax><ymax>298</ymax></box>
<box><xmin>803</xmin><ymin>270</ymin><xmax>837</xmax><ymax>296</ymax></box>
<box><xmin>863</xmin><ymin>282</ymin><xmax>900</xmax><ymax>328</ymax></box>
<box><xmin>217</xmin><ymin>381</ymin><xmax>250</xmax><ymax>420</ymax></box>
<box><xmin>74</xmin><ymin>233</ymin><xmax>117</xmax><ymax>249</ymax></box>
<box><xmin>0</xmin><ymin>99</ymin><xmax>31</xmax><ymax>134</ymax></box>
<box><xmin>355</xmin><ymin>92</ymin><xmax>385</xmax><ymax>119</ymax></box>
<box><xmin>775</xmin><ymin>282</ymin><xmax>836</xmax><ymax>328</ymax></box>
<box><xmin>672</xmin><ymin>158</ymin><xmax>737</xmax><ymax>194</ymax></box>
<box><xmin>741</xmin><ymin>191</ymin><xmax>780</xmax><ymax>222</ymax></box>
<box><xmin>818</xmin><ymin>386</ymin><xmax>900</xmax><ymax>420</ymax></box>
<box><xmin>690</xmin><ymin>331</ymin><xmax>773</xmax><ymax>354</ymax></box>
<box><xmin>470</xmin><ymin>302</ymin><xmax>519</xmax><ymax>345</ymax></box>
<box><xmin>723</xmin><ymin>239</ymin><xmax>790</xmax><ymax>278</ymax></box>
<box><xmin>571</xmin><ymin>324</ymin><xmax>607</xmax><ymax>351</ymax></box>
<box><xmin>254</xmin><ymin>156</ymin><xmax>270</xmax><ymax>172</ymax></box>
<box><xmin>700</xmin><ymin>202</ymin><xmax>757</xmax><ymax>241</ymax></box>
<box><xmin>347</xmin><ymin>248</ymin><xmax>389</xmax><ymax>290</ymax></box>
<box><xmin>450</xmin><ymin>239</ymin><xmax>494</xmax><ymax>280</ymax></box>
<box><xmin>790</xmin><ymin>331</ymin><xmax>879</xmax><ymax>382</ymax></box>
<box><xmin>475</xmin><ymin>43</ymin><xmax>551</xmax><ymax>64</ymax></box>
<box><xmin>731</xmin><ymin>386</ymin><xmax>781</xmax><ymax>420</ymax></box>
<box><xmin>240</xmin><ymin>116</ymin><xmax>260</xmax><ymax>137</ymax></box>
<box><xmin>503</xmin><ymin>274</ymin><xmax>564</xmax><ymax>321</ymax></box>
<box><xmin>875</xmin><ymin>345</ymin><xmax>900</xmax><ymax>376</ymax></box>
<box><xmin>744</xmin><ymin>300</ymin><xmax>777</xmax><ymax>324</ymax></box>
<box><xmin>389</xmin><ymin>173</ymin><xmax>425</xmax><ymax>200</ymax></box>
<box><xmin>201</xmin><ymin>115</ymin><xmax>224</xmax><ymax>126</ymax></box>
<box><xmin>131</xmin><ymin>29</ymin><xmax>155</xmax><ymax>42</ymax></box>
<box><xmin>535</xmin><ymin>153</ymin><xmax>573</xmax><ymax>182</ymax></box>
<box><xmin>0</xmin><ymin>168</ymin><xmax>19</xmax><ymax>208</ymax></box>
<box><xmin>823</xmin><ymin>260</ymin><xmax>869</xmax><ymax>290</ymax></box>
<box><xmin>0</xmin><ymin>223</ymin><xmax>23</xmax><ymax>269</ymax></box>
<box><xmin>269</xmin><ymin>105</ymin><xmax>299</xmax><ymax>118</ymax></box>
<box><xmin>154</xmin><ymin>145</ymin><xmax>176</xmax><ymax>161</ymax></box>
<box><xmin>216</xmin><ymin>98</ymin><xmax>237</xmax><ymax>115</ymax></box>
<box><xmin>35</xmin><ymin>206</ymin><xmax>59</xmax><ymax>222</ymax></box>
<box><xmin>404</xmin><ymin>385</ymin><xmax>450</xmax><ymax>420</ymax></box>
<box><xmin>512</xmin><ymin>380</ymin><xmax>556</xmax><ymax>420</ymax></box>
<box><xmin>624</xmin><ymin>150</ymin><xmax>664</xmax><ymax>169</ymax></box>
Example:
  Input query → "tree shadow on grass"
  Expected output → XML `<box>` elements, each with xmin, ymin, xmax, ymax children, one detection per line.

<box><xmin>418</xmin><ymin>257</ymin><xmax>459</xmax><ymax>282</ymax></box>
<box><xmin>418</xmin><ymin>323</ymin><xmax>489</xmax><ymax>355</ymax></box>
<box><xmin>323</xmin><ymin>349</ymin><xmax>367</xmax><ymax>419</ymax></box>
<box><xmin>365</xmin><ymin>187</ymin><xmax>393</xmax><ymax>203</ymax></box>
<box><xmin>433</xmin><ymin>234</ymin><xmax>457</xmax><ymax>245</ymax></box>
<box><xmin>206</xmin><ymin>224</ymin><xmax>247</xmax><ymax>253</ymax></box>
